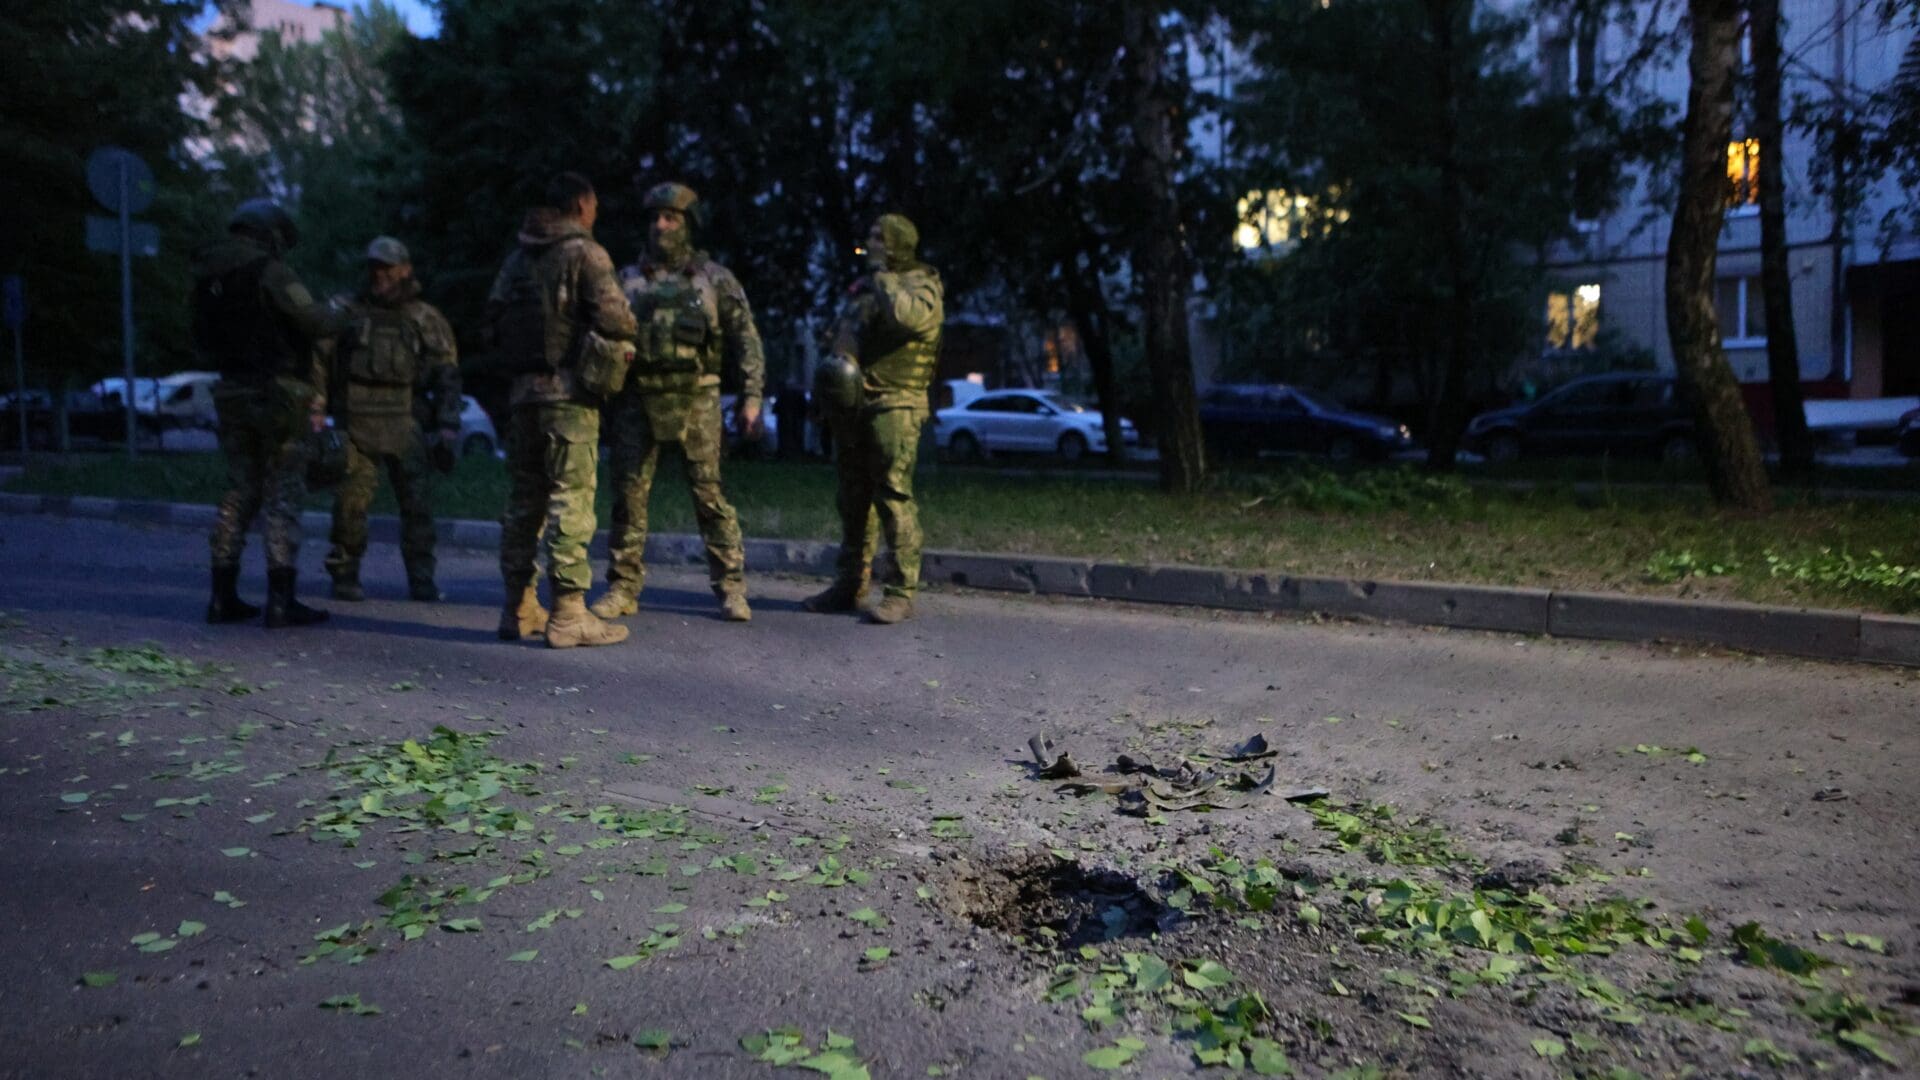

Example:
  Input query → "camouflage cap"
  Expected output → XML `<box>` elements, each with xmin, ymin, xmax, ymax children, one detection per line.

<box><xmin>642</xmin><ymin>182</ymin><xmax>700</xmax><ymax>214</ymax></box>
<box><xmin>364</xmin><ymin>236</ymin><xmax>410</xmax><ymax>265</ymax></box>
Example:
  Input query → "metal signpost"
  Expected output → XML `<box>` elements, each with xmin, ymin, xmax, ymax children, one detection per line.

<box><xmin>3</xmin><ymin>275</ymin><xmax>24</xmax><ymax>456</ymax></box>
<box><xmin>85</xmin><ymin>147</ymin><xmax>157</xmax><ymax>457</ymax></box>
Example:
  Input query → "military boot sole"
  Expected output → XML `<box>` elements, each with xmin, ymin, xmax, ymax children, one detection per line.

<box><xmin>800</xmin><ymin>587</ymin><xmax>867</xmax><ymax>614</ymax></box>
<box><xmin>206</xmin><ymin>600</ymin><xmax>261</xmax><ymax>624</ymax></box>
<box><xmin>545</xmin><ymin>620</ymin><xmax>631</xmax><ymax>649</ymax></box>
<box><xmin>265</xmin><ymin>606</ymin><xmax>330</xmax><ymax>629</ymax></box>
<box><xmin>589</xmin><ymin>593</ymin><xmax>639</xmax><ymax>620</ymax></box>
<box><xmin>863</xmin><ymin>598</ymin><xmax>915</xmax><ymax>625</ymax></box>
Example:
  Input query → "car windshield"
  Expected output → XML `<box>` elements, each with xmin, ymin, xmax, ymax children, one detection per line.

<box><xmin>1040</xmin><ymin>394</ymin><xmax>1096</xmax><ymax>413</ymax></box>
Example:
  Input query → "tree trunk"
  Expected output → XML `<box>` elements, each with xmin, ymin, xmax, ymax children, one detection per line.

<box><xmin>1423</xmin><ymin>0</ymin><xmax>1474</xmax><ymax>472</ymax></box>
<box><xmin>1665</xmin><ymin>0</ymin><xmax>1773</xmax><ymax>509</ymax></box>
<box><xmin>1122</xmin><ymin>1</ymin><xmax>1206</xmax><ymax>493</ymax></box>
<box><xmin>1752</xmin><ymin>0</ymin><xmax>1814</xmax><ymax>476</ymax></box>
<box><xmin>1067</xmin><ymin>266</ymin><xmax>1129</xmax><ymax>465</ymax></box>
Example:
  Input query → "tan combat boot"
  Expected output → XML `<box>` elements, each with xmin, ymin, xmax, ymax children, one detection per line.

<box><xmin>546</xmin><ymin>591</ymin><xmax>631</xmax><ymax>649</ymax></box>
<box><xmin>589</xmin><ymin>585</ymin><xmax>640</xmax><ymax>620</ymax></box>
<box><xmin>718</xmin><ymin>592</ymin><xmax>752</xmax><ymax>623</ymax></box>
<box><xmin>497</xmin><ymin>585</ymin><xmax>549</xmax><ymax>641</ymax></box>
<box><xmin>801</xmin><ymin>577</ymin><xmax>869</xmax><ymax>614</ymax></box>
<box><xmin>864</xmin><ymin>594</ymin><xmax>914</xmax><ymax>625</ymax></box>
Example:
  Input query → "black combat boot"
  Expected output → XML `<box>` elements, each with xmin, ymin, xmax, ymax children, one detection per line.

<box><xmin>264</xmin><ymin>568</ymin><xmax>330</xmax><ymax>629</ymax></box>
<box><xmin>206</xmin><ymin>564</ymin><xmax>261</xmax><ymax>624</ymax></box>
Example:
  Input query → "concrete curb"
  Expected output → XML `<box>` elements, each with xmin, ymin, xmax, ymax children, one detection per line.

<box><xmin>3</xmin><ymin>493</ymin><xmax>1915</xmax><ymax>668</ymax></box>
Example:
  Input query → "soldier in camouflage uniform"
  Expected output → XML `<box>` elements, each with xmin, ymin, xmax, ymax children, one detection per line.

<box><xmin>192</xmin><ymin>199</ymin><xmax>349</xmax><ymax>629</ymax></box>
<box><xmin>802</xmin><ymin>214</ymin><xmax>944</xmax><ymax>625</ymax></box>
<box><xmin>487</xmin><ymin>172</ymin><xmax>638</xmax><ymax>649</ymax></box>
<box><xmin>323</xmin><ymin>237</ymin><xmax>462</xmax><ymax>603</ymax></box>
<box><xmin>591</xmin><ymin>181</ymin><xmax>763</xmax><ymax>623</ymax></box>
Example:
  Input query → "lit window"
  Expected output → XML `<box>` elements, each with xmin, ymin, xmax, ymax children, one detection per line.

<box><xmin>1714</xmin><ymin>276</ymin><xmax>1766</xmax><ymax>344</ymax></box>
<box><xmin>1235</xmin><ymin>188</ymin><xmax>1349</xmax><ymax>251</ymax></box>
<box><xmin>1544</xmin><ymin>283</ymin><xmax>1601</xmax><ymax>350</ymax></box>
<box><xmin>1726</xmin><ymin>139</ymin><xmax>1761</xmax><ymax>210</ymax></box>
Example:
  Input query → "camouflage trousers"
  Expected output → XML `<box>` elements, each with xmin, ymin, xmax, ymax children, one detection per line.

<box><xmin>325</xmin><ymin>432</ymin><xmax>437</xmax><ymax>588</ymax></box>
<box><xmin>209</xmin><ymin>381</ymin><xmax>311</xmax><ymax>572</ymax></box>
<box><xmin>833</xmin><ymin>406</ymin><xmax>927</xmax><ymax>599</ymax></box>
<box><xmin>602</xmin><ymin>389</ymin><xmax>745</xmax><ymax>599</ymax></box>
<box><xmin>499</xmin><ymin>402</ymin><xmax>601</xmax><ymax>596</ymax></box>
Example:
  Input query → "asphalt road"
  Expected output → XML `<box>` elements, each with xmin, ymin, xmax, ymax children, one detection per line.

<box><xmin>0</xmin><ymin>513</ymin><xmax>1914</xmax><ymax>1078</ymax></box>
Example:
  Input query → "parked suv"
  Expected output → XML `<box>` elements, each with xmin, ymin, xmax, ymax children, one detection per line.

<box><xmin>1464</xmin><ymin>373</ymin><xmax>1696</xmax><ymax>463</ymax></box>
<box><xmin>1198</xmin><ymin>384</ymin><xmax>1411</xmax><ymax>461</ymax></box>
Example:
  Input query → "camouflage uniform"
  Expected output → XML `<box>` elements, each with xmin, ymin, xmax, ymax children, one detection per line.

<box><xmin>821</xmin><ymin>215</ymin><xmax>944</xmax><ymax>618</ymax></box>
<box><xmin>600</xmin><ymin>247</ymin><xmax>764</xmax><ymax>609</ymax></box>
<box><xmin>323</xmin><ymin>277</ymin><xmax>461</xmax><ymax>596</ymax></box>
<box><xmin>488</xmin><ymin>207</ymin><xmax>637</xmax><ymax>602</ymax></box>
<box><xmin>192</xmin><ymin>220</ymin><xmax>344</xmax><ymax>618</ymax></box>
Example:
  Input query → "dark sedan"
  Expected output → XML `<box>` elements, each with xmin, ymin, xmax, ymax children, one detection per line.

<box><xmin>1198</xmin><ymin>384</ymin><xmax>1412</xmax><ymax>461</ymax></box>
<box><xmin>1464</xmin><ymin>372</ymin><xmax>1696</xmax><ymax>464</ymax></box>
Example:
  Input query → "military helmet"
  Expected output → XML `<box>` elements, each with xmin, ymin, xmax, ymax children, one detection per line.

<box><xmin>812</xmin><ymin>356</ymin><xmax>862</xmax><ymax>413</ymax></box>
<box><xmin>642</xmin><ymin>182</ymin><xmax>700</xmax><ymax>215</ymax></box>
<box><xmin>365</xmin><ymin>236</ymin><xmax>410</xmax><ymax>266</ymax></box>
<box><xmin>305</xmin><ymin>427</ymin><xmax>349</xmax><ymax>489</ymax></box>
<box><xmin>229</xmin><ymin>199</ymin><xmax>299</xmax><ymax>252</ymax></box>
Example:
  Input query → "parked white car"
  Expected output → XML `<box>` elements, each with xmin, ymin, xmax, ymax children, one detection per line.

<box><xmin>92</xmin><ymin>372</ymin><xmax>219</xmax><ymax>430</ymax></box>
<box><xmin>935</xmin><ymin>389</ymin><xmax>1137</xmax><ymax>463</ymax></box>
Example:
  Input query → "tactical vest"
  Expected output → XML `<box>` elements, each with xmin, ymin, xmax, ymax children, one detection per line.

<box><xmin>342</xmin><ymin>303</ymin><xmax>417</xmax><ymax>418</ymax></box>
<box><xmin>630</xmin><ymin>261</ymin><xmax>721</xmax><ymax>389</ymax></box>
<box><xmin>192</xmin><ymin>255</ymin><xmax>299</xmax><ymax>381</ymax></box>
<box><xmin>863</xmin><ymin>336</ymin><xmax>938</xmax><ymax>396</ymax></box>
<box><xmin>860</xmin><ymin>275</ymin><xmax>940</xmax><ymax>396</ymax></box>
<box><xmin>494</xmin><ymin>245</ymin><xmax>580</xmax><ymax>376</ymax></box>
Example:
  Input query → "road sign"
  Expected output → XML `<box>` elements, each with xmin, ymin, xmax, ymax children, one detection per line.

<box><xmin>2</xmin><ymin>275</ymin><xmax>22</xmax><ymax>330</ymax></box>
<box><xmin>85</xmin><ymin>216</ymin><xmax>160</xmax><ymax>257</ymax></box>
<box><xmin>85</xmin><ymin>147</ymin><xmax>155</xmax><ymax>216</ymax></box>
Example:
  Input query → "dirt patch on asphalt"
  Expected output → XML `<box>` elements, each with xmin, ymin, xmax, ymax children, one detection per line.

<box><xmin>932</xmin><ymin>854</ymin><xmax>1168</xmax><ymax>947</ymax></box>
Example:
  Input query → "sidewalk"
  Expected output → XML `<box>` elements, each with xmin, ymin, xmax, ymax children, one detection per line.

<box><xmin>2</xmin><ymin>489</ymin><xmax>1915</xmax><ymax>668</ymax></box>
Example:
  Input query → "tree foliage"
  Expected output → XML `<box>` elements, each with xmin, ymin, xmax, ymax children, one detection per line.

<box><xmin>0</xmin><ymin>0</ymin><xmax>225</xmax><ymax>386</ymax></box>
<box><xmin>1227</xmin><ymin>0</ymin><xmax>1622</xmax><ymax>467</ymax></box>
<box><xmin>205</xmin><ymin>0</ymin><xmax>413</xmax><ymax>296</ymax></box>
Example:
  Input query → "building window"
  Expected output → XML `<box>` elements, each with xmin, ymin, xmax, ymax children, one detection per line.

<box><xmin>1726</xmin><ymin>138</ymin><xmax>1761</xmax><ymax>212</ymax></box>
<box><xmin>1545</xmin><ymin>283</ymin><xmax>1602</xmax><ymax>350</ymax></box>
<box><xmin>1235</xmin><ymin>188</ymin><xmax>1348</xmax><ymax>251</ymax></box>
<box><xmin>1714</xmin><ymin>276</ymin><xmax>1767</xmax><ymax>345</ymax></box>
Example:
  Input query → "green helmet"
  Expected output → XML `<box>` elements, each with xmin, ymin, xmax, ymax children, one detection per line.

<box><xmin>229</xmin><ymin>198</ymin><xmax>298</xmax><ymax>252</ymax></box>
<box><xmin>305</xmin><ymin>427</ymin><xmax>349</xmax><ymax>489</ymax></box>
<box><xmin>642</xmin><ymin>182</ymin><xmax>699</xmax><ymax>215</ymax></box>
<box><xmin>812</xmin><ymin>356</ymin><xmax>862</xmax><ymax>412</ymax></box>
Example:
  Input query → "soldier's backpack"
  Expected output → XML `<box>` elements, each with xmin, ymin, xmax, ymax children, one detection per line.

<box><xmin>192</xmin><ymin>255</ymin><xmax>291</xmax><ymax>380</ymax></box>
<box><xmin>490</xmin><ymin>249</ymin><xmax>571</xmax><ymax>376</ymax></box>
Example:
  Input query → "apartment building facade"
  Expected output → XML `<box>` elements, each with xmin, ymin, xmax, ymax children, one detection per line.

<box><xmin>1537</xmin><ymin>0</ymin><xmax>1919</xmax><ymax>426</ymax></box>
